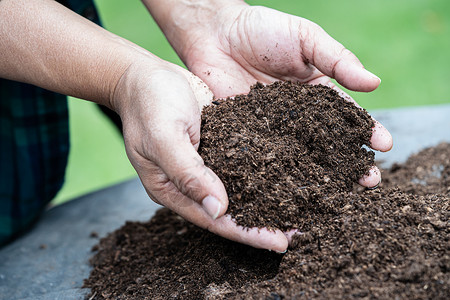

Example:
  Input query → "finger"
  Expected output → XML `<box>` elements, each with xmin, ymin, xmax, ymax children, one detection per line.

<box><xmin>135</xmin><ymin>164</ymin><xmax>288</xmax><ymax>252</ymax></box>
<box><xmin>211</xmin><ymin>215</ymin><xmax>289</xmax><ymax>253</ymax></box>
<box><xmin>371</xmin><ymin>121</ymin><xmax>393</xmax><ymax>152</ymax></box>
<box><xmin>181</xmin><ymin>67</ymin><xmax>215</xmax><ymax>110</ymax></box>
<box><xmin>168</xmin><ymin>196</ymin><xmax>289</xmax><ymax>252</ymax></box>
<box><xmin>284</xmin><ymin>229</ymin><xmax>300</xmax><ymax>245</ymax></box>
<box><xmin>298</xmin><ymin>19</ymin><xmax>380</xmax><ymax>92</ymax></box>
<box><xmin>153</xmin><ymin>128</ymin><xmax>229</xmax><ymax>220</ymax></box>
<box><xmin>358</xmin><ymin>166</ymin><xmax>381</xmax><ymax>188</ymax></box>
<box><xmin>308</xmin><ymin>77</ymin><xmax>393</xmax><ymax>152</ymax></box>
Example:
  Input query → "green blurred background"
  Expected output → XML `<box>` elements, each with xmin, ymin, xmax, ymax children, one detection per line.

<box><xmin>52</xmin><ymin>0</ymin><xmax>450</xmax><ymax>204</ymax></box>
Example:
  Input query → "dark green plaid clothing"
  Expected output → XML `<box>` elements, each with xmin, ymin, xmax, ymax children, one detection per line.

<box><xmin>0</xmin><ymin>0</ymin><xmax>101</xmax><ymax>246</ymax></box>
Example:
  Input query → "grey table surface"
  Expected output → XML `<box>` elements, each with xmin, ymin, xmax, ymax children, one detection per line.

<box><xmin>0</xmin><ymin>104</ymin><xmax>449</xmax><ymax>300</ymax></box>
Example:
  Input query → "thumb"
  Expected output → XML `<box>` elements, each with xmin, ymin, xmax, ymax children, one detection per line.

<box><xmin>299</xmin><ymin>19</ymin><xmax>381</xmax><ymax>92</ymax></box>
<box><xmin>155</xmin><ymin>131</ymin><xmax>229</xmax><ymax>220</ymax></box>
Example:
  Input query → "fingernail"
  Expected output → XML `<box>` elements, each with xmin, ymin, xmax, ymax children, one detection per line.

<box><xmin>275</xmin><ymin>249</ymin><xmax>287</xmax><ymax>254</ymax></box>
<box><xmin>202</xmin><ymin>195</ymin><xmax>222</xmax><ymax>220</ymax></box>
<box><xmin>367</xmin><ymin>178</ymin><xmax>382</xmax><ymax>190</ymax></box>
<box><xmin>363</xmin><ymin>68</ymin><xmax>381</xmax><ymax>83</ymax></box>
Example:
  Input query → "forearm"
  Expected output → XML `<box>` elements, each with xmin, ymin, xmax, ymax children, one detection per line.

<box><xmin>142</xmin><ymin>0</ymin><xmax>245</xmax><ymax>61</ymax></box>
<box><xmin>0</xmin><ymin>0</ymin><xmax>160</xmax><ymax>107</ymax></box>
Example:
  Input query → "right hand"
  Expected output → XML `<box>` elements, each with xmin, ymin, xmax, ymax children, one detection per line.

<box><xmin>111</xmin><ymin>60</ymin><xmax>291</xmax><ymax>252</ymax></box>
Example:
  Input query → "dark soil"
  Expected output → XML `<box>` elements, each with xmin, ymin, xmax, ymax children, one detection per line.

<box><xmin>199</xmin><ymin>82</ymin><xmax>374</xmax><ymax>230</ymax></box>
<box><xmin>83</xmin><ymin>82</ymin><xmax>449</xmax><ymax>299</ymax></box>
<box><xmin>381</xmin><ymin>142</ymin><xmax>450</xmax><ymax>196</ymax></box>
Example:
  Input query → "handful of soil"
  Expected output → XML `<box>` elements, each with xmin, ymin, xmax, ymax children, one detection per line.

<box><xmin>199</xmin><ymin>81</ymin><xmax>375</xmax><ymax>230</ymax></box>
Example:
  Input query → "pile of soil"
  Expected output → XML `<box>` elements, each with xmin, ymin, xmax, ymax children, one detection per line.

<box><xmin>83</xmin><ymin>82</ymin><xmax>449</xmax><ymax>299</ymax></box>
<box><xmin>199</xmin><ymin>82</ymin><xmax>375</xmax><ymax>230</ymax></box>
<box><xmin>381</xmin><ymin>142</ymin><xmax>450</xmax><ymax>196</ymax></box>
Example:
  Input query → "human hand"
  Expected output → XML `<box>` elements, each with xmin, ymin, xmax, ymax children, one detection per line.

<box><xmin>164</xmin><ymin>2</ymin><xmax>393</xmax><ymax>188</ymax></box>
<box><xmin>111</xmin><ymin>61</ymin><xmax>291</xmax><ymax>252</ymax></box>
<box><xmin>0</xmin><ymin>0</ymin><xmax>292</xmax><ymax>252</ymax></box>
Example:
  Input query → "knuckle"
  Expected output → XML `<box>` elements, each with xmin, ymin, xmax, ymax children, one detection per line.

<box><xmin>174</xmin><ymin>172</ymin><xmax>203</xmax><ymax>200</ymax></box>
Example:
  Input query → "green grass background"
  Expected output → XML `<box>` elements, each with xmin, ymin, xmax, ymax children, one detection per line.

<box><xmin>52</xmin><ymin>0</ymin><xmax>450</xmax><ymax>204</ymax></box>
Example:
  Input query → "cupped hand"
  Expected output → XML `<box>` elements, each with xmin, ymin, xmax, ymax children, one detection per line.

<box><xmin>178</xmin><ymin>4</ymin><xmax>393</xmax><ymax>188</ymax></box>
<box><xmin>111</xmin><ymin>61</ymin><xmax>289</xmax><ymax>252</ymax></box>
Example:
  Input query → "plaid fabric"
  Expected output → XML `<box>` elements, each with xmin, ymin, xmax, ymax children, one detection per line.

<box><xmin>0</xmin><ymin>0</ymin><xmax>101</xmax><ymax>246</ymax></box>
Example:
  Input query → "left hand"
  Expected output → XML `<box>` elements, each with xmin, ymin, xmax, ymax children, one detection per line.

<box><xmin>173</xmin><ymin>3</ymin><xmax>393</xmax><ymax>187</ymax></box>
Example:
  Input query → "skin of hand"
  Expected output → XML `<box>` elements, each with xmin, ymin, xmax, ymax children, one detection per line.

<box><xmin>0</xmin><ymin>0</ymin><xmax>290</xmax><ymax>251</ymax></box>
<box><xmin>145</xmin><ymin>0</ymin><xmax>393</xmax><ymax>186</ymax></box>
<box><xmin>142</xmin><ymin>0</ymin><xmax>394</xmax><ymax>250</ymax></box>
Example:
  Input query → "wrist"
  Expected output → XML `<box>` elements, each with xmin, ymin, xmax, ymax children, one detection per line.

<box><xmin>111</xmin><ymin>56</ymin><xmax>214</xmax><ymax>125</ymax></box>
<box><xmin>110</xmin><ymin>54</ymin><xmax>169</xmax><ymax>117</ymax></box>
<box><xmin>143</xmin><ymin>0</ymin><xmax>247</xmax><ymax>63</ymax></box>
